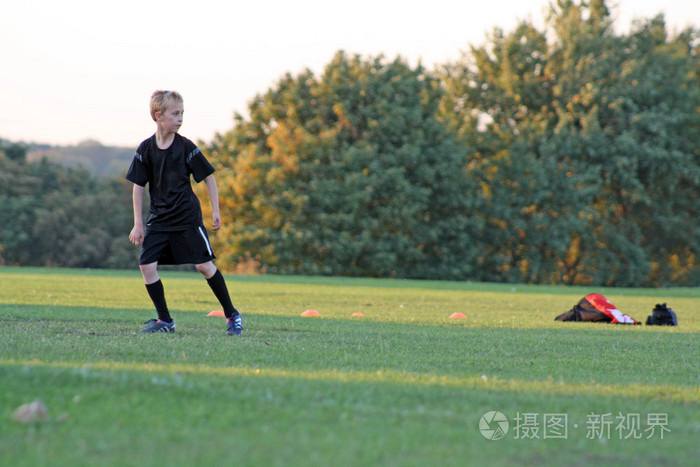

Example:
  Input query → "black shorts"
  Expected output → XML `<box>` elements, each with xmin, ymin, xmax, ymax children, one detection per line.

<box><xmin>139</xmin><ymin>225</ymin><xmax>216</xmax><ymax>265</ymax></box>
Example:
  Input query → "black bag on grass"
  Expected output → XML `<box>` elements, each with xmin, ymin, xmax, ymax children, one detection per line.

<box><xmin>645</xmin><ymin>303</ymin><xmax>678</xmax><ymax>326</ymax></box>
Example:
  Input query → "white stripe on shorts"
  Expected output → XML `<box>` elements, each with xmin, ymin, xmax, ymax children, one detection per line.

<box><xmin>198</xmin><ymin>226</ymin><xmax>213</xmax><ymax>256</ymax></box>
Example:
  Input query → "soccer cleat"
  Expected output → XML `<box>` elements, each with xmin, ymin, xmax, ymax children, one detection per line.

<box><xmin>227</xmin><ymin>314</ymin><xmax>243</xmax><ymax>336</ymax></box>
<box><xmin>142</xmin><ymin>318</ymin><xmax>176</xmax><ymax>333</ymax></box>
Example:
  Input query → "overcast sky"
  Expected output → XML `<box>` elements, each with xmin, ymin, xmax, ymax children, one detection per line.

<box><xmin>1</xmin><ymin>0</ymin><xmax>697</xmax><ymax>147</ymax></box>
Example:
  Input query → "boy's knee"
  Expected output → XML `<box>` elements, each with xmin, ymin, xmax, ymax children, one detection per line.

<box><xmin>139</xmin><ymin>262</ymin><xmax>159</xmax><ymax>282</ymax></box>
<box><xmin>195</xmin><ymin>262</ymin><xmax>216</xmax><ymax>277</ymax></box>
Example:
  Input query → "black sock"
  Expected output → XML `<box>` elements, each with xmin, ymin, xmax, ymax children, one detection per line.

<box><xmin>145</xmin><ymin>280</ymin><xmax>172</xmax><ymax>322</ymax></box>
<box><xmin>206</xmin><ymin>270</ymin><xmax>239</xmax><ymax>319</ymax></box>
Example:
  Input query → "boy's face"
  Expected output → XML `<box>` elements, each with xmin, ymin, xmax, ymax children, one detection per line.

<box><xmin>156</xmin><ymin>101</ymin><xmax>184</xmax><ymax>133</ymax></box>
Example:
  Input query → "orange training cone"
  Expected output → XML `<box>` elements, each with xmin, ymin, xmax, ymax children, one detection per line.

<box><xmin>207</xmin><ymin>310</ymin><xmax>225</xmax><ymax>317</ymax></box>
<box><xmin>449</xmin><ymin>312</ymin><xmax>466</xmax><ymax>319</ymax></box>
<box><xmin>351</xmin><ymin>312</ymin><xmax>365</xmax><ymax>318</ymax></box>
<box><xmin>301</xmin><ymin>309</ymin><xmax>320</xmax><ymax>317</ymax></box>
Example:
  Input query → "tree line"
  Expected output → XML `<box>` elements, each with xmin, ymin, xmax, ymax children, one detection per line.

<box><xmin>0</xmin><ymin>144</ymin><xmax>137</xmax><ymax>268</ymax></box>
<box><xmin>3</xmin><ymin>1</ymin><xmax>699</xmax><ymax>285</ymax></box>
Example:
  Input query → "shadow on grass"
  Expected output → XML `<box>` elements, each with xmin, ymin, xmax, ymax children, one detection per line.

<box><xmin>0</xmin><ymin>305</ymin><xmax>700</xmax><ymax>401</ymax></box>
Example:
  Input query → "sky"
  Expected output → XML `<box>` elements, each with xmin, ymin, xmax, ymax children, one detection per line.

<box><xmin>1</xmin><ymin>0</ymin><xmax>697</xmax><ymax>148</ymax></box>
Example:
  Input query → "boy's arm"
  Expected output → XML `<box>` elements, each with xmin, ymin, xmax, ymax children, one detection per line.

<box><xmin>129</xmin><ymin>184</ymin><xmax>145</xmax><ymax>246</ymax></box>
<box><xmin>204</xmin><ymin>174</ymin><xmax>221</xmax><ymax>230</ymax></box>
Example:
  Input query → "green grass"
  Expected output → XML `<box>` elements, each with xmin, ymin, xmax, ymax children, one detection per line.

<box><xmin>0</xmin><ymin>267</ymin><xmax>698</xmax><ymax>466</ymax></box>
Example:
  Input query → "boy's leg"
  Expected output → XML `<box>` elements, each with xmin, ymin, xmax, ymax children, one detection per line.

<box><xmin>196</xmin><ymin>261</ymin><xmax>241</xmax><ymax>319</ymax></box>
<box><xmin>140</xmin><ymin>261</ymin><xmax>173</xmax><ymax>323</ymax></box>
<box><xmin>139</xmin><ymin>261</ymin><xmax>160</xmax><ymax>283</ymax></box>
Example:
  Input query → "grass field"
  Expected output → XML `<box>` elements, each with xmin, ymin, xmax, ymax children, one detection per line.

<box><xmin>0</xmin><ymin>267</ymin><xmax>698</xmax><ymax>466</ymax></box>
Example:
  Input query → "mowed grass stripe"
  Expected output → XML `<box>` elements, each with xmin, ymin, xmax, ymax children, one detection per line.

<box><xmin>3</xmin><ymin>358</ymin><xmax>699</xmax><ymax>404</ymax></box>
<box><xmin>4</xmin><ymin>266</ymin><xmax>700</xmax><ymax>297</ymax></box>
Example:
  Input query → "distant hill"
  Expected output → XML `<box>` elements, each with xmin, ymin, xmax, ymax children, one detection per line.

<box><xmin>26</xmin><ymin>139</ymin><xmax>133</xmax><ymax>178</ymax></box>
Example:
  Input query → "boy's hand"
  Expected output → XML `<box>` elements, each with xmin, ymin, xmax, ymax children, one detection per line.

<box><xmin>212</xmin><ymin>212</ymin><xmax>221</xmax><ymax>230</ymax></box>
<box><xmin>129</xmin><ymin>224</ymin><xmax>144</xmax><ymax>246</ymax></box>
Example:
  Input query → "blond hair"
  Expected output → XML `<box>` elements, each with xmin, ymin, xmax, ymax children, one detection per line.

<box><xmin>150</xmin><ymin>90</ymin><xmax>183</xmax><ymax>121</ymax></box>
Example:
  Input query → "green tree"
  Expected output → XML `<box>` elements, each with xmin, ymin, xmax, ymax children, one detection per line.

<box><xmin>0</xmin><ymin>141</ymin><xmax>27</xmax><ymax>163</ymax></box>
<box><xmin>0</xmin><ymin>153</ymin><xmax>136</xmax><ymax>268</ymax></box>
<box><xmin>206</xmin><ymin>52</ymin><xmax>478</xmax><ymax>278</ymax></box>
<box><xmin>440</xmin><ymin>0</ymin><xmax>700</xmax><ymax>285</ymax></box>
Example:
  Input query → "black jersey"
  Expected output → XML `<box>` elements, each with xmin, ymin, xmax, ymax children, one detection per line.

<box><xmin>126</xmin><ymin>134</ymin><xmax>215</xmax><ymax>231</ymax></box>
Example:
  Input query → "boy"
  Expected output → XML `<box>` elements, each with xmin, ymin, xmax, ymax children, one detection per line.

<box><xmin>126</xmin><ymin>90</ymin><xmax>243</xmax><ymax>335</ymax></box>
